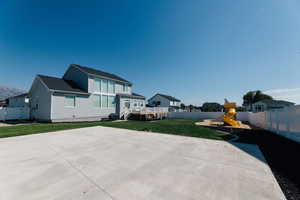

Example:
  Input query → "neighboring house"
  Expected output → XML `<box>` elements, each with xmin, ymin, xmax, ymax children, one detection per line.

<box><xmin>0</xmin><ymin>99</ymin><xmax>7</xmax><ymax>107</ymax></box>
<box><xmin>7</xmin><ymin>93</ymin><xmax>29</xmax><ymax>108</ymax></box>
<box><xmin>248</xmin><ymin>99</ymin><xmax>295</xmax><ymax>112</ymax></box>
<box><xmin>148</xmin><ymin>93</ymin><xmax>181</xmax><ymax>112</ymax></box>
<box><xmin>28</xmin><ymin>64</ymin><xmax>146</xmax><ymax>122</ymax></box>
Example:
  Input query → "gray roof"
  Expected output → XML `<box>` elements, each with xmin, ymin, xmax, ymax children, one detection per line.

<box><xmin>9</xmin><ymin>93</ymin><xmax>28</xmax><ymax>99</ymax></box>
<box><xmin>156</xmin><ymin>93</ymin><xmax>181</xmax><ymax>102</ymax></box>
<box><xmin>258</xmin><ymin>99</ymin><xmax>295</xmax><ymax>106</ymax></box>
<box><xmin>117</xmin><ymin>92</ymin><xmax>145</xmax><ymax>100</ymax></box>
<box><xmin>37</xmin><ymin>75</ymin><xmax>89</xmax><ymax>95</ymax></box>
<box><xmin>71</xmin><ymin>64</ymin><xmax>132</xmax><ymax>86</ymax></box>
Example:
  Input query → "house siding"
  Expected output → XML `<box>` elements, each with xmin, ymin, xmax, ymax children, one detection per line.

<box><xmin>8</xmin><ymin>96</ymin><xmax>28</xmax><ymax>108</ymax></box>
<box><xmin>50</xmin><ymin>93</ymin><xmax>116</xmax><ymax>122</ymax></box>
<box><xmin>29</xmin><ymin>78</ymin><xmax>52</xmax><ymax>121</ymax></box>
<box><xmin>148</xmin><ymin>95</ymin><xmax>170</xmax><ymax>107</ymax></box>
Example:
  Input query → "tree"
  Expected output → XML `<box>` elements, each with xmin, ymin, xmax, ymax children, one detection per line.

<box><xmin>188</xmin><ymin>104</ymin><xmax>194</xmax><ymax>112</ymax></box>
<box><xmin>243</xmin><ymin>90</ymin><xmax>272</xmax><ymax>111</ymax></box>
<box><xmin>202</xmin><ymin>102</ymin><xmax>223</xmax><ymax>112</ymax></box>
<box><xmin>180</xmin><ymin>103</ymin><xmax>186</xmax><ymax>110</ymax></box>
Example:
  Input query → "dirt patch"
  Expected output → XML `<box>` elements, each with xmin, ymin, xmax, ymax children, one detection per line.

<box><xmin>195</xmin><ymin>119</ymin><xmax>252</xmax><ymax>130</ymax></box>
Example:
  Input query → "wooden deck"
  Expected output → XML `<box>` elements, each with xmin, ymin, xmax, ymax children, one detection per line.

<box><xmin>129</xmin><ymin>107</ymin><xmax>169</xmax><ymax>121</ymax></box>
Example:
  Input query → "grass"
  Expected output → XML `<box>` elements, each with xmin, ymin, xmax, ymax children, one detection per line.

<box><xmin>0</xmin><ymin>119</ymin><xmax>232</xmax><ymax>140</ymax></box>
<box><xmin>97</xmin><ymin>119</ymin><xmax>232</xmax><ymax>140</ymax></box>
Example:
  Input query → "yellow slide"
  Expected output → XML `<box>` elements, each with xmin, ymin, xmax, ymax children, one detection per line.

<box><xmin>223</xmin><ymin>101</ymin><xmax>240</xmax><ymax>127</ymax></box>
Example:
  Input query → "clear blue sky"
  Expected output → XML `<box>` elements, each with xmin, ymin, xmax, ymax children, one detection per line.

<box><xmin>1</xmin><ymin>0</ymin><xmax>300</xmax><ymax>105</ymax></box>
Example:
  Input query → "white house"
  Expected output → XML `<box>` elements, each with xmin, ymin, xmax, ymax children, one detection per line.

<box><xmin>148</xmin><ymin>93</ymin><xmax>181</xmax><ymax>112</ymax></box>
<box><xmin>16</xmin><ymin>64</ymin><xmax>146</xmax><ymax>122</ymax></box>
<box><xmin>7</xmin><ymin>93</ymin><xmax>29</xmax><ymax>108</ymax></box>
<box><xmin>249</xmin><ymin>99</ymin><xmax>295</xmax><ymax>112</ymax></box>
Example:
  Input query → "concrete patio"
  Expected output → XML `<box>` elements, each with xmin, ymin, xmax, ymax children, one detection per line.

<box><xmin>0</xmin><ymin>126</ymin><xmax>285</xmax><ymax>200</ymax></box>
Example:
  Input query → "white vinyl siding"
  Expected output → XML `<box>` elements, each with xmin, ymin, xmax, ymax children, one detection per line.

<box><xmin>65</xmin><ymin>96</ymin><xmax>75</xmax><ymax>107</ymax></box>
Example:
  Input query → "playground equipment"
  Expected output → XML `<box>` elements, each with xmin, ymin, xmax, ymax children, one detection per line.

<box><xmin>223</xmin><ymin>99</ymin><xmax>240</xmax><ymax>127</ymax></box>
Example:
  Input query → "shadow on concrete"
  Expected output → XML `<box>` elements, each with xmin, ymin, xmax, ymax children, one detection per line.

<box><xmin>202</xmin><ymin>124</ymin><xmax>300</xmax><ymax>200</ymax></box>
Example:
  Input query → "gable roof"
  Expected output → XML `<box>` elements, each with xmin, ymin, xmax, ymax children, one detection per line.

<box><xmin>37</xmin><ymin>75</ymin><xmax>89</xmax><ymax>95</ymax></box>
<box><xmin>71</xmin><ymin>64</ymin><xmax>132</xmax><ymax>86</ymax></box>
<box><xmin>154</xmin><ymin>93</ymin><xmax>181</xmax><ymax>102</ymax></box>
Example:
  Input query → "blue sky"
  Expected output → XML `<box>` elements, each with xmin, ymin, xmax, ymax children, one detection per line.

<box><xmin>1</xmin><ymin>0</ymin><xmax>300</xmax><ymax>105</ymax></box>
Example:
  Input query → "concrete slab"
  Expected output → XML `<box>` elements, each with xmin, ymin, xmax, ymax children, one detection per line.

<box><xmin>0</xmin><ymin>126</ymin><xmax>286</xmax><ymax>200</ymax></box>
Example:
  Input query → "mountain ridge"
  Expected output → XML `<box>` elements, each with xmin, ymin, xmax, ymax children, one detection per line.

<box><xmin>0</xmin><ymin>85</ymin><xmax>26</xmax><ymax>100</ymax></box>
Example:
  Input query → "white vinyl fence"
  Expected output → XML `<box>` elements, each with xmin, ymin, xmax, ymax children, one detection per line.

<box><xmin>0</xmin><ymin>107</ymin><xmax>30</xmax><ymax>121</ymax></box>
<box><xmin>168</xmin><ymin>106</ymin><xmax>300</xmax><ymax>143</ymax></box>
<box><xmin>237</xmin><ymin>107</ymin><xmax>300</xmax><ymax>143</ymax></box>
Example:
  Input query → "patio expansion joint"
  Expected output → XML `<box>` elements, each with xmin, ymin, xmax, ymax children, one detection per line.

<box><xmin>47</xmin><ymin>144</ymin><xmax>117</xmax><ymax>200</ymax></box>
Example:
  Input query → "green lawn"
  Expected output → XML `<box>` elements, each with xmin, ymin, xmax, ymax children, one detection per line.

<box><xmin>0</xmin><ymin>119</ymin><xmax>232</xmax><ymax>140</ymax></box>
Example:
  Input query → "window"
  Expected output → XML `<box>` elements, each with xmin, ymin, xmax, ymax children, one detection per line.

<box><xmin>108</xmin><ymin>81</ymin><xmax>115</xmax><ymax>93</ymax></box>
<box><xmin>123</xmin><ymin>84</ymin><xmax>129</xmax><ymax>92</ymax></box>
<box><xmin>93</xmin><ymin>95</ymin><xmax>101</xmax><ymax>107</ymax></box>
<box><xmin>124</xmin><ymin>101</ymin><xmax>130</xmax><ymax>109</ymax></box>
<box><xmin>102</xmin><ymin>95</ymin><xmax>108</xmax><ymax>108</ymax></box>
<box><xmin>108</xmin><ymin>96</ymin><xmax>115</xmax><ymax>108</ymax></box>
<box><xmin>94</xmin><ymin>78</ymin><xmax>101</xmax><ymax>92</ymax></box>
<box><xmin>101</xmin><ymin>79</ymin><xmax>108</xmax><ymax>93</ymax></box>
<box><xmin>65</xmin><ymin>96</ymin><xmax>75</xmax><ymax>107</ymax></box>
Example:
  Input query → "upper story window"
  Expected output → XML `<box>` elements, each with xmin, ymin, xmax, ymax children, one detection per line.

<box><xmin>94</xmin><ymin>78</ymin><xmax>101</xmax><ymax>92</ymax></box>
<box><xmin>65</xmin><ymin>95</ymin><xmax>75</xmax><ymax>108</ymax></box>
<box><xmin>123</xmin><ymin>84</ymin><xmax>129</xmax><ymax>92</ymax></box>
<box><xmin>94</xmin><ymin>78</ymin><xmax>115</xmax><ymax>94</ymax></box>
<box><xmin>101</xmin><ymin>79</ymin><xmax>108</xmax><ymax>93</ymax></box>
<box><xmin>108</xmin><ymin>81</ymin><xmax>115</xmax><ymax>93</ymax></box>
